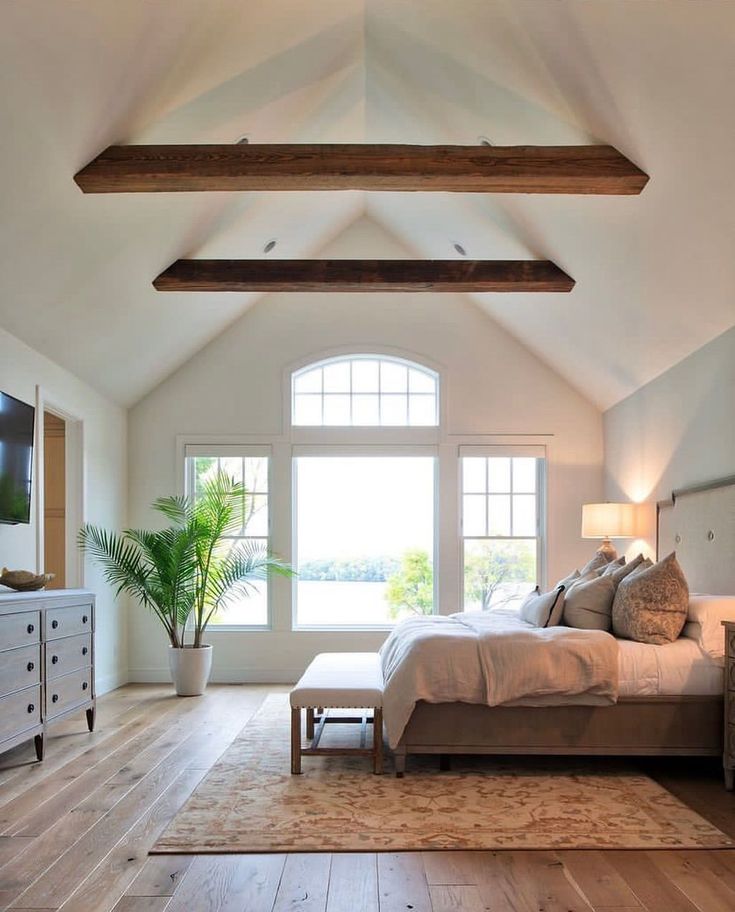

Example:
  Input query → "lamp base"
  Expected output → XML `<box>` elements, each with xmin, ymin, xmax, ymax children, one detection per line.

<box><xmin>595</xmin><ymin>538</ymin><xmax>618</xmax><ymax>561</ymax></box>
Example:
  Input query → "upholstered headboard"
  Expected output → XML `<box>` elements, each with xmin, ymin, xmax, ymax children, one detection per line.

<box><xmin>657</xmin><ymin>475</ymin><xmax>735</xmax><ymax>594</ymax></box>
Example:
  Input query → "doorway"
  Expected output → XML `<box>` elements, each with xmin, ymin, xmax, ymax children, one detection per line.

<box><xmin>43</xmin><ymin>411</ymin><xmax>66</xmax><ymax>589</ymax></box>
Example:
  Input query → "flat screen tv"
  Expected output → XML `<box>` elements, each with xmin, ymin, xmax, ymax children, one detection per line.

<box><xmin>0</xmin><ymin>391</ymin><xmax>35</xmax><ymax>524</ymax></box>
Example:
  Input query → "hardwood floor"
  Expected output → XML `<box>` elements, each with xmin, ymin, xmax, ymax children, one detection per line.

<box><xmin>0</xmin><ymin>685</ymin><xmax>734</xmax><ymax>912</ymax></box>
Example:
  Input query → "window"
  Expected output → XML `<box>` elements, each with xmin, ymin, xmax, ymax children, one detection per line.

<box><xmin>185</xmin><ymin>448</ymin><xmax>270</xmax><ymax>626</ymax></box>
<box><xmin>294</xmin><ymin>455</ymin><xmax>435</xmax><ymax>627</ymax></box>
<box><xmin>292</xmin><ymin>355</ymin><xmax>438</xmax><ymax>427</ymax></box>
<box><xmin>461</xmin><ymin>452</ymin><xmax>543</xmax><ymax>611</ymax></box>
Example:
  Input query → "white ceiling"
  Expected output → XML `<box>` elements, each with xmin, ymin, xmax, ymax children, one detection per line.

<box><xmin>1</xmin><ymin>0</ymin><xmax>734</xmax><ymax>409</ymax></box>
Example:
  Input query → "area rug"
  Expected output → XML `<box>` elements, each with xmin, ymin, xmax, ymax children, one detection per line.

<box><xmin>152</xmin><ymin>694</ymin><xmax>733</xmax><ymax>853</ymax></box>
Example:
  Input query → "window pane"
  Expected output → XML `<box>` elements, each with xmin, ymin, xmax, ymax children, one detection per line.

<box><xmin>463</xmin><ymin>539</ymin><xmax>536</xmax><ymax>611</ymax></box>
<box><xmin>244</xmin><ymin>456</ymin><xmax>268</xmax><ymax>493</ymax></box>
<box><xmin>380</xmin><ymin>394</ymin><xmax>408</xmax><ymax>426</ymax></box>
<box><xmin>409</xmin><ymin>368</ymin><xmax>435</xmax><ymax>394</ymax></box>
<box><xmin>462</xmin><ymin>457</ymin><xmax>486</xmax><ymax>494</ymax></box>
<box><xmin>218</xmin><ymin>456</ymin><xmax>243</xmax><ymax>485</ymax></box>
<box><xmin>293</xmin><ymin>393</ymin><xmax>322</xmax><ymax>425</ymax></box>
<box><xmin>380</xmin><ymin>361</ymin><xmax>408</xmax><ymax>393</ymax></box>
<box><xmin>408</xmin><ymin>394</ymin><xmax>436</xmax><ymax>426</ymax></box>
<box><xmin>192</xmin><ymin>456</ymin><xmax>218</xmax><ymax>497</ymax></box>
<box><xmin>513</xmin><ymin>494</ymin><xmax>536</xmax><ymax>537</ymax></box>
<box><xmin>294</xmin><ymin>368</ymin><xmax>322</xmax><ymax>394</ymax></box>
<box><xmin>241</xmin><ymin>493</ymin><xmax>268</xmax><ymax>536</ymax></box>
<box><xmin>513</xmin><ymin>457</ymin><xmax>537</xmax><ymax>493</ymax></box>
<box><xmin>210</xmin><ymin>539</ymin><xmax>268</xmax><ymax>625</ymax></box>
<box><xmin>352</xmin><ymin>394</ymin><xmax>380</xmax><ymax>426</ymax></box>
<box><xmin>322</xmin><ymin>394</ymin><xmax>351</xmax><ymax>425</ymax></box>
<box><xmin>487</xmin><ymin>494</ymin><xmax>511</xmax><ymax>536</ymax></box>
<box><xmin>323</xmin><ymin>361</ymin><xmax>351</xmax><ymax>393</ymax></box>
<box><xmin>462</xmin><ymin>494</ymin><xmax>486</xmax><ymax>536</ymax></box>
<box><xmin>352</xmin><ymin>359</ymin><xmax>380</xmax><ymax>392</ymax></box>
<box><xmin>296</xmin><ymin>457</ymin><xmax>434</xmax><ymax>626</ymax></box>
<box><xmin>487</xmin><ymin>458</ymin><xmax>511</xmax><ymax>493</ymax></box>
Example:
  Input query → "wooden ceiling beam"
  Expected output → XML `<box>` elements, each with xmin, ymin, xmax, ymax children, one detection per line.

<box><xmin>75</xmin><ymin>144</ymin><xmax>648</xmax><ymax>194</ymax></box>
<box><xmin>152</xmin><ymin>259</ymin><xmax>575</xmax><ymax>293</ymax></box>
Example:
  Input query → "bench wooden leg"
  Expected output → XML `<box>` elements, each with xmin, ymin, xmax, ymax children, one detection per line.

<box><xmin>373</xmin><ymin>707</ymin><xmax>383</xmax><ymax>775</ymax></box>
<box><xmin>306</xmin><ymin>707</ymin><xmax>315</xmax><ymax>740</ymax></box>
<box><xmin>291</xmin><ymin>706</ymin><xmax>302</xmax><ymax>775</ymax></box>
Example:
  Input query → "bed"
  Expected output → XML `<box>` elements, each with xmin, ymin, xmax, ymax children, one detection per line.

<box><xmin>389</xmin><ymin>475</ymin><xmax>735</xmax><ymax>776</ymax></box>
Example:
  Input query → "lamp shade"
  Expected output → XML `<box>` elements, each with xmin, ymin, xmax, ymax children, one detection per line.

<box><xmin>581</xmin><ymin>502</ymin><xmax>636</xmax><ymax>539</ymax></box>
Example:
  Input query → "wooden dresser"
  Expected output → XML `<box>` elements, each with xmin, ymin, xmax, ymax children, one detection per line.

<box><xmin>724</xmin><ymin>621</ymin><xmax>735</xmax><ymax>790</ymax></box>
<box><xmin>0</xmin><ymin>588</ymin><xmax>96</xmax><ymax>761</ymax></box>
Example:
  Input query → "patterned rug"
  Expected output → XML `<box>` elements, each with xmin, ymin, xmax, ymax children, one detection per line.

<box><xmin>152</xmin><ymin>694</ymin><xmax>733</xmax><ymax>853</ymax></box>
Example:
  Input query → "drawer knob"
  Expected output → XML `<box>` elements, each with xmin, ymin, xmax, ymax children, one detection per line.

<box><xmin>82</xmin><ymin>615</ymin><xmax>89</xmax><ymax>624</ymax></box>
<box><xmin>82</xmin><ymin>647</ymin><xmax>88</xmax><ymax>656</ymax></box>
<box><xmin>27</xmin><ymin>703</ymin><xmax>35</xmax><ymax>713</ymax></box>
<box><xmin>51</xmin><ymin>620</ymin><xmax>59</xmax><ymax>629</ymax></box>
<box><xmin>52</xmin><ymin>694</ymin><xmax>59</xmax><ymax>703</ymax></box>
<box><xmin>51</xmin><ymin>655</ymin><xmax>59</xmax><ymax>664</ymax></box>
<box><xmin>27</xmin><ymin>623</ymin><xmax>35</xmax><ymax>634</ymax></box>
<box><xmin>82</xmin><ymin>681</ymin><xmax>89</xmax><ymax>691</ymax></box>
<box><xmin>27</xmin><ymin>661</ymin><xmax>34</xmax><ymax>672</ymax></box>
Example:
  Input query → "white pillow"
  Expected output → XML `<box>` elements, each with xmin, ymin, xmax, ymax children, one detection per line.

<box><xmin>681</xmin><ymin>595</ymin><xmax>735</xmax><ymax>658</ymax></box>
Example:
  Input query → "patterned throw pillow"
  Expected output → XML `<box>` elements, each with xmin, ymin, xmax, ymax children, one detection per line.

<box><xmin>519</xmin><ymin>586</ymin><xmax>566</xmax><ymax>627</ymax></box>
<box><xmin>612</xmin><ymin>552</ymin><xmax>689</xmax><ymax>645</ymax></box>
<box><xmin>562</xmin><ymin>575</ymin><xmax>617</xmax><ymax>631</ymax></box>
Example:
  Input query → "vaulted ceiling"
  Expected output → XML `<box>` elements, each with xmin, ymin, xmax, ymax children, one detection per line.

<box><xmin>1</xmin><ymin>0</ymin><xmax>734</xmax><ymax>409</ymax></box>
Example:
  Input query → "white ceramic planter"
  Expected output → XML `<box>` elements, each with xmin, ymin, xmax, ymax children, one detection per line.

<box><xmin>168</xmin><ymin>644</ymin><xmax>213</xmax><ymax>696</ymax></box>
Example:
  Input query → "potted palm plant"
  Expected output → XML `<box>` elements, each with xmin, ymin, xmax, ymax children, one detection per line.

<box><xmin>79</xmin><ymin>472</ymin><xmax>293</xmax><ymax>695</ymax></box>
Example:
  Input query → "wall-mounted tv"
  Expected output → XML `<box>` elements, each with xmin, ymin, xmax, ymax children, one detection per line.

<box><xmin>0</xmin><ymin>391</ymin><xmax>35</xmax><ymax>524</ymax></box>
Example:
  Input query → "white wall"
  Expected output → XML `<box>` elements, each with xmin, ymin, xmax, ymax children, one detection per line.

<box><xmin>127</xmin><ymin>219</ymin><xmax>604</xmax><ymax>683</ymax></box>
<box><xmin>604</xmin><ymin>324</ymin><xmax>735</xmax><ymax>555</ymax></box>
<box><xmin>0</xmin><ymin>326</ymin><xmax>128</xmax><ymax>693</ymax></box>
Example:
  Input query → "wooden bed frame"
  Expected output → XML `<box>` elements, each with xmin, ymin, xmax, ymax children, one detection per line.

<box><xmin>393</xmin><ymin>475</ymin><xmax>735</xmax><ymax>776</ymax></box>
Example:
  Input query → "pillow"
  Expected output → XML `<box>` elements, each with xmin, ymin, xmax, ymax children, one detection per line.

<box><xmin>563</xmin><ymin>574</ymin><xmax>616</xmax><ymax>631</ymax></box>
<box><xmin>603</xmin><ymin>553</ymin><xmax>645</xmax><ymax>588</ymax></box>
<box><xmin>566</xmin><ymin>569</ymin><xmax>603</xmax><ymax>593</ymax></box>
<box><xmin>519</xmin><ymin>586</ymin><xmax>566</xmax><ymax>628</ymax></box>
<box><xmin>580</xmin><ymin>552</ymin><xmax>612</xmax><ymax>575</ymax></box>
<box><xmin>612</xmin><ymin>552</ymin><xmax>689</xmax><ymax>645</ymax></box>
<box><xmin>555</xmin><ymin>569</ymin><xmax>580</xmax><ymax>589</ymax></box>
<box><xmin>681</xmin><ymin>595</ymin><xmax>735</xmax><ymax>658</ymax></box>
<box><xmin>600</xmin><ymin>556</ymin><xmax>626</xmax><ymax>574</ymax></box>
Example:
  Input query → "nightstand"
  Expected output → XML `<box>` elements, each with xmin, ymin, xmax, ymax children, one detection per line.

<box><xmin>723</xmin><ymin>621</ymin><xmax>735</xmax><ymax>790</ymax></box>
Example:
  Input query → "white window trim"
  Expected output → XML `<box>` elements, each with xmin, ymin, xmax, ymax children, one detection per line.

<box><xmin>184</xmin><ymin>443</ymin><xmax>274</xmax><ymax>632</ymax></box>
<box><xmin>291</xmin><ymin>445</ymin><xmax>439</xmax><ymax>631</ymax></box>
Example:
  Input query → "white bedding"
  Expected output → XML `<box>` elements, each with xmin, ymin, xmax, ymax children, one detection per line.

<box><xmin>618</xmin><ymin>636</ymin><xmax>723</xmax><ymax>697</ymax></box>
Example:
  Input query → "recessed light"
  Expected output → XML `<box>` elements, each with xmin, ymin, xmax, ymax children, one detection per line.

<box><xmin>453</xmin><ymin>243</ymin><xmax>467</xmax><ymax>256</ymax></box>
<box><xmin>263</xmin><ymin>239</ymin><xmax>277</xmax><ymax>253</ymax></box>
<box><xmin>236</xmin><ymin>135</ymin><xmax>250</xmax><ymax>144</ymax></box>
<box><xmin>478</xmin><ymin>136</ymin><xmax>493</xmax><ymax>146</ymax></box>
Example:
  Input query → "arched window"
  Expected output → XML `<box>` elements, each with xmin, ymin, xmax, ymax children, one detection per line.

<box><xmin>292</xmin><ymin>355</ymin><xmax>439</xmax><ymax>427</ymax></box>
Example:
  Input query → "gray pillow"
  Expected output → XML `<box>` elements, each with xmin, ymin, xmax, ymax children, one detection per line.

<box><xmin>556</xmin><ymin>569</ymin><xmax>580</xmax><ymax>589</ymax></box>
<box><xmin>603</xmin><ymin>553</ymin><xmax>645</xmax><ymax>587</ymax></box>
<box><xmin>612</xmin><ymin>552</ymin><xmax>689</xmax><ymax>645</ymax></box>
<box><xmin>600</xmin><ymin>556</ymin><xmax>626</xmax><ymax>573</ymax></box>
<box><xmin>580</xmin><ymin>552</ymin><xmax>612</xmax><ymax>575</ymax></box>
<box><xmin>519</xmin><ymin>586</ymin><xmax>565</xmax><ymax>628</ymax></box>
<box><xmin>563</xmin><ymin>574</ymin><xmax>616</xmax><ymax>631</ymax></box>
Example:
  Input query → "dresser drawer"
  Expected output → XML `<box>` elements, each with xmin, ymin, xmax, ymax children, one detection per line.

<box><xmin>0</xmin><ymin>686</ymin><xmax>42</xmax><ymax>742</ymax></box>
<box><xmin>0</xmin><ymin>611</ymin><xmax>41</xmax><ymax>651</ymax></box>
<box><xmin>46</xmin><ymin>667</ymin><xmax>92</xmax><ymax>719</ymax></box>
<box><xmin>46</xmin><ymin>604</ymin><xmax>93</xmax><ymax>641</ymax></box>
<box><xmin>728</xmin><ymin>662</ymin><xmax>735</xmax><ymax>692</ymax></box>
<box><xmin>0</xmin><ymin>644</ymin><xmax>41</xmax><ymax>697</ymax></box>
<box><xmin>46</xmin><ymin>634</ymin><xmax>92</xmax><ymax>680</ymax></box>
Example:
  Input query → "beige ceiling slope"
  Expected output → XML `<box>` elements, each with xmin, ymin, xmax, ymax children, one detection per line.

<box><xmin>0</xmin><ymin>0</ymin><xmax>734</xmax><ymax>409</ymax></box>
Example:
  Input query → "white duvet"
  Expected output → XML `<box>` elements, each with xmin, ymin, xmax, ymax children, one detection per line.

<box><xmin>379</xmin><ymin>609</ymin><xmax>620</xmax><ymax>748</ymax></box>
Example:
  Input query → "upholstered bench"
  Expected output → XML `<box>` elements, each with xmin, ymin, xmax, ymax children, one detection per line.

<box><xmin>290</xmin><ymin>652</ymin><xmax>384</xmax><ymax>775</ymax></box>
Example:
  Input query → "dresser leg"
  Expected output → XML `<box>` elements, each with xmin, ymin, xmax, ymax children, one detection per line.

<box><xmin>34</xmin><ymin>733</ymin><xmax>45</xmax><ymax>761</ymax></box>
<box><xmin>86</xmin><ymin>706</ymin><xmax>96</xmax><ymax>732</ymax></box>
<box><xmin>725</xmin><ymin>767</ymin><xmax>734</xmax><ymax>791</ymax></box>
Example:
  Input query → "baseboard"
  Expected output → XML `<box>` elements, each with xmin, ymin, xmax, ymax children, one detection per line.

<box><xmin>128</xmin><ymin>667</ymin><xmax>300</xmax><ymax>685</ymax></box>
<box><xmin>96</xmin><ymin>669</ymin><xmax>129</xmax><ymax>695</ymax></box>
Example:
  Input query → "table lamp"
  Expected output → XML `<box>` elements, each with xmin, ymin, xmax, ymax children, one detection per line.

<box><xmin>581</xmin><ymin>502</ymin><xmax>636</xmax><ymax>560</ymax></box>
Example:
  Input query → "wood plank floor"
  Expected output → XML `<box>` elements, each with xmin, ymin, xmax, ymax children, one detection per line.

<box><xmin>1</xmin><ymin>685</ymin><xmax>735</xmax><ymax>912</ymax></box>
